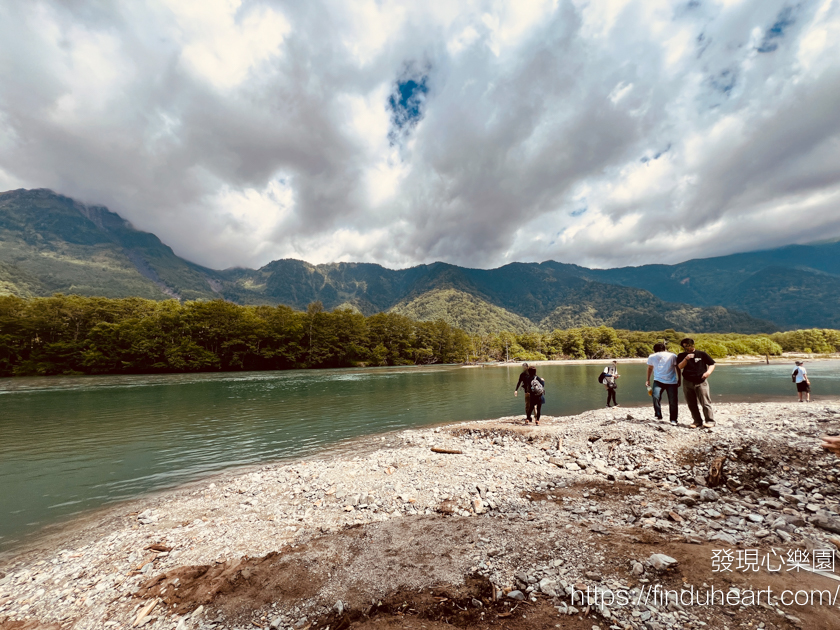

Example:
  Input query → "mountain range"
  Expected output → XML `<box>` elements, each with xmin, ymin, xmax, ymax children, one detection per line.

<box><xmin>2</xmin><ymin>188</ymin><xmax>838</xmax><ymax>334</ymax></box>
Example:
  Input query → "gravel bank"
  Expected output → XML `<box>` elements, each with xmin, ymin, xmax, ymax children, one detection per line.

<box><xmin>2</xmin><ymin>401</ymin><xmax>840</xmax><ymax>630</ymax></box>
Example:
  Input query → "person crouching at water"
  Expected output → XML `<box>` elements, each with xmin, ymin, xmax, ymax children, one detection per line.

<box><xmin>602</xmin><ymin>360</ymin><xmax>619</xmax><ymax>407</ymax></box>
<box><xmin>514</xmin><ymin>362</ymin><xmax>532</xmax><ymax>422</ymax></box>
<box><xmin>528</xmin><ymin>366</ymin><xmax>546</xmax><ymax>426</ymax></box>
<box><xmin>792</xmin><ymin>360</ymin><xmax>811</xmax><ymax>402</ymax></box>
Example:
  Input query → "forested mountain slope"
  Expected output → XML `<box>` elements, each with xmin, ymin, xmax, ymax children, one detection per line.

<box><xmin>3</xmin><ymin>188</ymin><xmax>834</xmax><ymax>332</ymax></box>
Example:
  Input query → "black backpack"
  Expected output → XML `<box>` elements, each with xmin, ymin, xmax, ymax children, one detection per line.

<box><xmin>598</xmin><ymin>372</ymin><xmax>607</xmax><ymax>384</ymax></box>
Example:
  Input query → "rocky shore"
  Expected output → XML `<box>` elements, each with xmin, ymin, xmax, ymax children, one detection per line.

<box><xmin>2</xmin><ymin>402</ymin><xmax>840</xmax><ymax>630</ymax></box>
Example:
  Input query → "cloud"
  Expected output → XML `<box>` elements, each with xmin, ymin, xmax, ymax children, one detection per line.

<box><xmin>0</xmin><ymin>0</ymin><xmax>839</xmax><ymax>271</ymax></box>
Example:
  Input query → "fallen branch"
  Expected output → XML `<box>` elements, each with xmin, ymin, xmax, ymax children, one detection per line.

<box><xmin>431</xmin><ymin>447</ymin><xmax>463</xmax><ymax>454</ymax></box>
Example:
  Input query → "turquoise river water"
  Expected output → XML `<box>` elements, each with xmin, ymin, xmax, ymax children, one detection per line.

<box><xmin>2</xmin><ymin>360</ymin><xmax>839</xmax><ymax>552</ymax></box>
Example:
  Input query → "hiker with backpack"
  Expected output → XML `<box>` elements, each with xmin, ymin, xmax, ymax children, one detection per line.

<box><xmin>792</xmin><ymin>360</ymin><xmax>811</xmax><ymax>402</ymax></box>
<box><xmin>599</xmin><ymin>360</ymin><xmax>620</xmax><ymax>407</ymax></box>
<box><xmin>513</xmin><ymin>362</ymin><xmax>532</xmax><ymax>422</ymax></box>
<box><xmin>527</xmin><ymin>366</ymin><xmax>546</xmax><ymax>425</ymax></box>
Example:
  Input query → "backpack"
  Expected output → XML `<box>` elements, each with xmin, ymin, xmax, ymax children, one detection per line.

<box><xmin>791</xmin><ymin>369</ymin><xmax>798</xmax><ymax>383</ymax></box>
<box><xmin>597</xmin><ymin>372</ymin><xmax>607</xmax><ymax>384</ymax></box>
<box><xmin>530</xmin><ymin>377</ymin><xmax>545</xmax><ymax>396</ymax></box>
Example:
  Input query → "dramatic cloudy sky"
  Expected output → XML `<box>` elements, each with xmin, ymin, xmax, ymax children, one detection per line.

<box><xmin>1</xmin><ymin>0</ymin><xmax>839</xmax><ymax>270</ymax></box>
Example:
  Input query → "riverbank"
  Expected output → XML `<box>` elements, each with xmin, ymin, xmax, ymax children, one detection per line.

<box><xmin>2</xmin><ymin>402</ymin><xmax>840</xmax><ymax>630</ymax></box>
<box><xmin>485</xmin><ymin>352</ymin><xmax>840</xmax><ymax>367</ymax></box>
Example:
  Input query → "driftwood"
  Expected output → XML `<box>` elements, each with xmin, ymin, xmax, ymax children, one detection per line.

<box><xmin>133</xmin><ymin>598</ymin><xmax>158</xmax><ymax>627</ymax></box>
<box><xmin>707</xmin><ymin>456</ymin><xmax>727</xmax><ymax>488</ymax></box>
<box><xmin>431</xmin><ymin>447</ymin><xmax>463</xmax><ymax>454</ymax></box>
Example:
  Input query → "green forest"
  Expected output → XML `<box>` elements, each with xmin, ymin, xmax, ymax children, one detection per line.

<box><xmin>1</xmin><ymin>295</ymin><xmax>838</xmax><ymax>377</ymax></box>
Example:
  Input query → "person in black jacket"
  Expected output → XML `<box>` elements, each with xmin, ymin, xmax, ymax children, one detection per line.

<box><xmin>527</xmin><ymin>366</ymin><xmax>546</xmax><ymax>426</ymax></box>
<box><xmin>676</xmin><ymin>338</ymin><xmax>716</xmax><ymax>428</ymax></box>
<box><xmin>513</xmin><ymin>363</ymin><xmax>532</xmax><ymax>422</ymax></box>
<box><xmin>602</xmin><ymin>360</ymin><xmax>619</xmax><ymax>407</ymax></box>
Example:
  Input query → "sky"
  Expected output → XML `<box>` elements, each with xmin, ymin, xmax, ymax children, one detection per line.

<box><xmin>1</xmin><ymin>0</ymin><xmax>840</xmax><ymax>271</ymax></box>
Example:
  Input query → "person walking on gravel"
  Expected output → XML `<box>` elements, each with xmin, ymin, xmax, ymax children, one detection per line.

<box><xmin>792</xmin><ymin>360</ymin><xmax>811</xmax><ymax>402</ymax></box>
<box><xmin>602</xmin><ymin>360</ymin><xmax>620</xmax><ymax>407</ymax></box>
<box><xmin>646</xmin><ymin>342</ymin><xmax>680</xmax><ymax>425</ymax></box>
<box><xmin>676</xmin><ymin>338</ymin><xmax>716</xmax><ymax>428</ymax></box>
<box><xmin>527</xmin><ymin>366</ymin><xmax>546</xmax><ymax>425</ymax></box>
<box><xmin>514</xmin><ymin>362</ymin><xmax>532</xmax><ymax>422</ymax></box>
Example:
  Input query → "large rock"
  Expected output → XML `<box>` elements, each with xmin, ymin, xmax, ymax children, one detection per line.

<box><xmin>699</xmin><ymin>488</ymin><xmax>720</xmax><ymax>502</ymax></box>
<box><xmin>784</xmin><ymin>515</ymin><xmax>807</xmax><ymax>528</ymax></box>
<box><xmin>768</xmin><ymin>484</ymin><xmax>793</xmax><ymax>497</ymax></box>
<box><xmin>539</xmin><ymin>578</ymin><xmax>559</xmax><ymax>597</ymax></box>
<box><xmin>648</xmin><ymin>554</ymin><xmax>678</xmax><ymax>570</ymax></box>
<box><xmin>811</xmin><ymin>515</ymin><xmax>840</xmax><ymax>534</ymax></box>
<box><xmin>710</xmin><ymin>532</ymin><xmax>738</xmax><ymax>545</ymax></box>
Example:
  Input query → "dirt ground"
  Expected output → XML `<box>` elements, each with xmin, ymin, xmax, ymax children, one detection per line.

<box><xmin>127</xmin><ymin>478</ymin><xmax>840</xmax><ymax>630</ymax></box>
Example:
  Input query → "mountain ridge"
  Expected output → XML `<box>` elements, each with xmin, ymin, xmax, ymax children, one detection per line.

<box><xmin>2</xmin><ymin>188</ymin><xmax>837</xmax><ymax>332</ymax></box>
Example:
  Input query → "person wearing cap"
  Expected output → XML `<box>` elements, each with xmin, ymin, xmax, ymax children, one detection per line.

<box><xmin>602</xmin><ymin>360</ymin><xmax>620</xmax><ymax>407</ymax></box>
<box><xmin>676</xmin><ymin>338</ymin><xmax>716</xmax><ymax>428</ymax></box>
<box><xmin>792</xmin><ymin>361</ymin><xmax>810</xmax><ymax>402</ymax></box>
<box><xmin>514</xmin><ymin>362</ymin><xmax>533</xmax><ymax>422</ymax></box>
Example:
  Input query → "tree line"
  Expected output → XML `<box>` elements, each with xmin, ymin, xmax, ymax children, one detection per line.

<box><xmin>471</xmin><ymin>327</ymin><xmax>821</xmax><ymax>362</ymax></box>
<box><xmin>1</xmin><ymin>295</ymin><xmax>838</xmax><ymax>377</ymax></box>
<box><xmin>0</xmin><ymin>295</ymin><xmax>472</xmax><ymax>376</ymax></box>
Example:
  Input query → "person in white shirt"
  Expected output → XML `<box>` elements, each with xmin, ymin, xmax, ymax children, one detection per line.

<box><xmin>792</xmin><ymin>360</ymin><xmax>810</xmax><ymax>402</ymax></box>
<box><xmin>646</xmin><ymin>342</ymin><xmax>680</xmax><ymax>425</ymax></box>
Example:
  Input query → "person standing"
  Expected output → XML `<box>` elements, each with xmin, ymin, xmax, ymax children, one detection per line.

<box><xmin>514</xmin><ymin>362</ymin><xmax>532</xmax><ymax>422</ymax></box>
<box><xmin>792</xmin><ymin>360</ymin><xmax>811</xmax><ymax>402</ymax></box>
<box><xmin>646</xmin><ymin>342</ymin><xmax>680</xmax><ymax>425</ymax></box>
<box><xmin>527</xmin><ymin>366</ymin><xmax>546</xmax><ymax>426</ymax></box>
<box><xmin>602</xmin><ymin>360</ymin><xmax>619</xmax><ymax>407</ymax></box>
<box><xmin>676</xmin><ymin>338</ymin><xmax>716</xmax><ymax>428</ymax></box>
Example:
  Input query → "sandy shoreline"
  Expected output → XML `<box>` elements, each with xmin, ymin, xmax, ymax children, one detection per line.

<box><xmin>2</xmin><ymin>401</ymin><xmax>840</xmax><ymax>630</ymax></box>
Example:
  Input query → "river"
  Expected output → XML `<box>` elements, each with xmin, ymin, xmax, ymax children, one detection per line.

<box><xmin>2</xmin><ymin>360</ymin><xmax>839</xmax><ymax>552</ymax></box>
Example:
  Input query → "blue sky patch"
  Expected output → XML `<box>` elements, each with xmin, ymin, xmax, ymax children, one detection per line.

<box><xmin>570</xmin><ymin>206</ymin><xmax>587</xmax><ymax>217</ymax></box>
<box><xmin>757</xmin><ymin>7</ymin><xmax>795</xmax><ymax>53</ymax></box>
<box><xmin>711</xmin><ymin>69</ymin><xmax>736</xmax><ymax>94</ymax></box>
<box><xmin>389</xmin><ymin>75</ymin><xmax>429</xmax><ymax>133</ymax></box>
<box><xmin>641</xmin><ymin>143</ymin><xmax>671</xmax><ymax>163</ymax></box>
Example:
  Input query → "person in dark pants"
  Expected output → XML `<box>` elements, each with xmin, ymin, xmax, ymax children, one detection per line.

<box><xmin>792</xmin><ymin>360</ymin><xmax>811</xmax><ymax>402</ymax></box>
<box><xmin>513</xmin><ymin>362</ymin><xmax>532</xmax><ymax>422</ymax></box>
<box><xmin>602</xmin><ymin>360</ymin><xmax>619</xmax><ymax>407</ymax></box>
<box><xmin>646</xmin><ymin>342</ymin><xmax>680</xmax><ymax>425</ymax></box>
<box><xmin>676</xmin><ymin>338</ymin><xmax>716</xmax><ymax>428</ymax></box>
<box><xmin>527</xmin><ymin>366</ymin><xmax>545</xmax><ymax>425</ymax></box>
